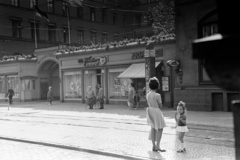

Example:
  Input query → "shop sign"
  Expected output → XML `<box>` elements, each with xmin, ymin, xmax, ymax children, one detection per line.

<box><xmin>78</xmin><ymin>56</ymin><xmax>107</xmax><ymax>66</ymax></box>
<box><xmin>37</xmin><ymin>53</ymin><xmax>56</xmax><ymax>65</ymax></box>
<box><xmin>132</xmin><ymin>49</ymin><xmax>163</xmax><ymax>59</ymax></box>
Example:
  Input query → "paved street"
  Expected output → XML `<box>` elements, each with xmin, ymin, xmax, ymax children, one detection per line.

<box><xmin>0</xmin><ymin>101</ymin><xmax>236</xmax><ymax>160</ymax></box>
<box><xmin>0</xmin><ymin>139</ymin><xmax>129</xmax><ymax>160</ymax></box>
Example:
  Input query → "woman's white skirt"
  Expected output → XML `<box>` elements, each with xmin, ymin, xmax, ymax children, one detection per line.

<box><xmin>176</xmin><ymin>126</ymin><xmax>189</xmax><ymax>132</ymax></box>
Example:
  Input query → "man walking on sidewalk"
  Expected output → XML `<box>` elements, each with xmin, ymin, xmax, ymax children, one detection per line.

<box><xmin>47</xmin><ymin>86</ymin><xmax>53</xmax><ymax>105</ymax></box>
<box><xmin>7</xmin><ymin>88</ymin><xmax>15</xmax><ymax>105</ymax></box>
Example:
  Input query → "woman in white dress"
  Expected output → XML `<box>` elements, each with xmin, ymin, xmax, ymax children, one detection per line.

<box><xmin>146</xmin><ymin>77</ymin><xmax>166</xmax><ymax>152</ymax></box>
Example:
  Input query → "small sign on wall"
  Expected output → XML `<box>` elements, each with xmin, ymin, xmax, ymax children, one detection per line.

<box><xmin>162</xmin><ymin>76</ymin><xmax>170</xmax><ymax>92</ymax></box>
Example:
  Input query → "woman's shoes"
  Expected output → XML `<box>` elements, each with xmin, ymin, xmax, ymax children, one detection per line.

<box><xmin>152</xmin><ymin>146</ymin><xmax>158</xmax><ymax>152</ymax></box>
<box><xmin>177</xmin><ymin>148</ymin><xmax>186</xmax><ymax>153</ymax></box>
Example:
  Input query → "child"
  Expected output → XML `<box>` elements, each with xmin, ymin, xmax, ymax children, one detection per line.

<box><xmin>175</xmin><ymin>101</ymin><xmax>188</xmax><ymax>153</ymax></box>
<box><xmin>134</xmin><ymin>91</ymin><xmax>140</xmax><ymax>109</ymax></box>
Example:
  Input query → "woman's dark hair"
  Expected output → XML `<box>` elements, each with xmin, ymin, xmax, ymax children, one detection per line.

<box><xmin>149</xmin><ymin>77</ymin><xmax>159</xmax><ymax>90</ymax></box>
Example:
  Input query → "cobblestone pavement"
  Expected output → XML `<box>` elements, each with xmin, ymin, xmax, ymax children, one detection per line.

<box><xmin>0</xmin><ymin>101</ymin><xmax>236</xmax><ymax>160</ymax></box>
<box><xmin>0</xmin><ymin>139</ymin><xmax>129</xmax><ymax>160</ymax></box>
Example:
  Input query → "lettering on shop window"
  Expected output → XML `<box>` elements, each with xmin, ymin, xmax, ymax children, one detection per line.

<box><xmin>78</xmin><ymin>56</ymin><xmax>107</xmax><ymax>66</ymax></box>
<box><xmin>131</xmin><ymin>49</ymin><xmax>163</xmax><ymax>59</ymax></box>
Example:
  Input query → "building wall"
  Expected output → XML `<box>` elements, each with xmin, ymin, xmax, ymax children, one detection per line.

<box><xmin>175</xmin><ymin>0</ymin><xmax>238</xmax><ymax>111</ymax></box>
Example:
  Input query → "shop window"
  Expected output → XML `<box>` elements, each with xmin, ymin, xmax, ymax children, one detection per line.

<box><xmin>198</xmin><ymin>10</ymin><xmax>218</xmax><ymax>84</ymax></box>
<box><xmin>7</xmin><ymin>76</ymin><xmax>19</xmax><ymax>98</ymax></box>
<box><xmin>0</xmin><ymin>76</ymin><xmax>5</xmax><ymax>99</ymax></box>
<box><xmin>63</xmin><ymin>71</ymin><xmax>82</xmax><ymax>99</ymax></box>
<box><xmin>25</xmin><ymin>79</ymin><xmax>31</xmax><ymax>90</ymax></box>
<box><xmin>32</xmin><ymin>79</ymin><xmax>36</xmax><ymax>90</ymax></box>
<box><xmin>108</xmin><ymin>68</ymin><xmax>132</xmax><ymax>100</ymax></box>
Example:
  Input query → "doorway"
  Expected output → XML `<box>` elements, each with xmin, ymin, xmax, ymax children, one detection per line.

<box><xmin>40</xmin><ymin>78</ymin><xmax>48</xmax><ymax>100</ymax></box>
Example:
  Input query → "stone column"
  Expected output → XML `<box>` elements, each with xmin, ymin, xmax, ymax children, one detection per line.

<box><xmin>144</xmin><ymin>42</ymin><xmax>155</xmax><ymax>94</ymax></box>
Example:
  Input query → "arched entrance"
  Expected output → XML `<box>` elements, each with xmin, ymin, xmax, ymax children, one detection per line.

<box><xmin>37</xmin><ymin>59</ymin><xmax>60</xmax><ymax>100</ymax></box>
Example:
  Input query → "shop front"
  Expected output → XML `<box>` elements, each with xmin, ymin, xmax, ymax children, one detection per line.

<box><xmin>57</xmin><ymin>40</ymin><xmax>176</xmax><ymax>107</ymax></box>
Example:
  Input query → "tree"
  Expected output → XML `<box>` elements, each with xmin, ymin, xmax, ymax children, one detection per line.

<box><xmin>147</xmin><ymin>0</ymin><xmax>175</xmax><ymax>41</ymax></box>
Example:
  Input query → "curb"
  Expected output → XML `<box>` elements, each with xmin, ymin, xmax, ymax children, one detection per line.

<box><xmin>0</xmin><ymin>136</ymin><xmax>149</xmax><ymax>160</ymax></box>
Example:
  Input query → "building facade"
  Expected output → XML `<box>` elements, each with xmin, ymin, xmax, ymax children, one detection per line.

<box><xmin>175</xmin><ymin>0</ymin><xmax>239</xmax><ymax>111</ymax></box>
<box><xmin>0</xmin><ymin>0</ymin><xmax>162</xmax><ymax>103</ymax></box>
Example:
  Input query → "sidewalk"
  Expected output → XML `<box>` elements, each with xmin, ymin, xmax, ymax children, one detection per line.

<box><xmin>0</xmin><ymin>100</ymin><xmax>234</xmax><ymax>130</ymax></box>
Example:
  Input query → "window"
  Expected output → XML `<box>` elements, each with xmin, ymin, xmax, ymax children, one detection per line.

<box><xmin>47</xmin><ymin>0</ymin><xmax>54</xmax><ymax>13</ymax></box>
<box><xmin>11</xmin><ymin>0</ymin><xmax>19</xmax><ymax>6</ymax></box>
<box><xmin>63</xmin><ymin>2</ymin><xmax>68</xmax><ymax>16</ymax></box>
<box><xmin>62</xmin><ymin>27</ymin><xmax>69</xmax><ymax>43</ymax></box>
<box><xmin>30</xmin><ymin>0</ymin><xmax>36</xmax><ymax>8</ymax></box>
<box><xmin>7</xmin><ymin>76</ymin><xmax>19</xmax><ymax>98</ymax></box>
<box><xmin>30</xmin><ymin>22</ymin><xmax>40</xmax><ymax>40</ymax></box>
<box><xmin>63</xmin><ymin>71</ymin><xmax>82</xmax><ymax>99</ymax></box>
<box><xmin>102</xmin><ymin>10</ymin><xmax>107</xmax><ymax>23</ymax></box>
<box><xmin>114</xmin><ymin>0</ymin><xmax>118</xmax><ymax>6</ymax></box>
<box><xmin>77</xmin><ymin>7</ymin><xmax>83</xmax><ymax>19</ymax></box>
<box><xmin>77</xmin><ymin>29</ymin><xmax>84</xmax><ymax>45</ymax></box>
<box><xmin>90</xmin><ymin>31</ymin><xmax>97</xmax><ymax>44</ymax></box>
<box><xmin>90</xmin><ymin>8</ymin><xmax>96</xmax><ymax>21</ymax></box>
<box><xmin>108</xmin><ymin>68</ymin><xmax>132</xmax><ymax>100</ymax></box>
<box><xmin>12</xmin><ymin>20</ymin><xmax>21</xmax><ymax>38</ymax></box>
<box><xmin>32</xmin><ymin>79</ymin><xmax>36</xmax><ymax>90</ymax></box>
<box><xmin>135</xmin><ymin>14</ymin><xmax>141</xmax><ymax>27</ymax></box>
<box><xmin>103</xmin><ymin>0</ymin><xmax>107</xmax><ymax>4</ymax></box>
<box><xmin>0</xmin><ymin>76</ymin><xmax>5</xmax><ymax>99</ymax></box>
<box><xmin>102</xmin><ymin>33</ymin><xmax>108</xmax><ymax>44</ymax></box>
<box><xmin>48</xmin><ymin>24</ymin><xmax>56</xmax><ymax>42</ymax></box>
<box><xmin>123</xmin><ymin>15</ymin><xmax>127</xmax><ymax>26</ymax></box>
<box><xmin>113</xmin><ymin>13</ymin><xmax>118</xmax><ymax>25</ymax></box>
<box><xmin>113</xmin><ymin>34</ymin><xmax>118</xmax><ymax>42</ymax></box>
<box><xmin>198</xmin><ymin>10</ymin><xmax>218</xmax><ymax>84</ymax></box>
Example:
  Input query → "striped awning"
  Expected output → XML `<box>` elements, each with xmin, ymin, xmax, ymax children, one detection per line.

<box><xmin>118</xmin><ymin>61</ymin><xmax>161</xmax><ymax>79</ymax></box>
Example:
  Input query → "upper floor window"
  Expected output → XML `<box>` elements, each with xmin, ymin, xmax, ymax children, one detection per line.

<box><xmin>114</xmin><ymin>0</ymin><xmax>118</xmax><ymax>6</ymax></box>
<box><xmin>30</xmin><ymin>21</ymin><xmax>40</xmax><ymax>40</ymax></box>
<box><xmin>90</xmin><ymin>31</ymin><xmax>97</xmax><ymax>44</ymax></box>
<box><xmin>123</xmin><ymin>15</ymin><xmax>127</xmax><ymax>26</ymax></box>
<box><xmin>198</xmin><ymin>10</ymin><xmax>218</xmax><ymax>84</ymax></box>
<box><xmin>11</xmin><ymin>0</ymin><xmax>19</xmax><ymax>6</ymax></box>
<box><xmin>47</xmin><ymin>0</ymin><xmax>54</xmax><ymax>13</ymax></box>
<box><xmin>102</xmin><ymin>10</ymin><xmax>107</xmax><ymax>23</ymax></box>
<box><xmin>90</xmin><ymin>8</ymin><xmax>96</xmax><ymax>21</ymax></box>
<box><xmin>48</xmin><ymin>24</ymin><xmax>56</xmax><ymax>42</ymax></box>
<box><xmin>12</xmin><ymin>20</ymin><xmax>21</xmax><ymax>38</ymax></box>
<box><xmin>113</xmin><ymin>34</ymin><xmax>118</xmax><ymax>42</ymax></box>
<box><xmin>30</xmin><ymin>0</ymin><xmax>37</xmax><ymax>8</ymax></box>
<box><xmin>63</xmin><ymin>2</ymin><xmax>68</xmax><ymax>16</ymax></box>
<box><xmin>77</xmin><ymin>7</ymin><xmax>83</xmax><ymax>19</ymax></box>
<box><xmin>135</xmin><ymin>14</ymin><xmax>142</xmax><ymax>27</ymax></box>
<box><xmin>102</xmin><ymin>33</ymin><xmax>108</xmax><ymax>44</ymax></box>
<box><xmin>62</xmin><ymin>27</ymin><xmax>69</xmax><ymax>43</ymax></box>
<box><xmin>77</xmin><ymin>29</ymin><xmax>84</xmax><ymax>45</ymax></box>
<box><xmin>113</xmin><ymin>13</ymin><xmax>118</xmax><ymax>25</ymax></box>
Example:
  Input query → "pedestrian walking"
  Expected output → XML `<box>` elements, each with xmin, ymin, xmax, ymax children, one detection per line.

<box><xmin>146</xmin><ymin>77</ymin><xmax>166</xmax><ymax>152</ymax></box>
<box><xmin>97</xmin><ymin>85</ymin><xmax>104</xmax><ymax>109</ymax></box>
<box><xmin>127</xmin><ymin>83</ymin><xmax>135</xmax><ymax>110</ymax></box>
<box><xmin>175</xmin><ymin>101</ymin><xmax>188</xmax><ymax>153</ymax></box>
<box><xmin>85</xmin><ymin>86</ymin><xmax>95</xmax><ymax>109</ymax></box>
<box><xmin>134</xmin><ymin>91</ymin><xmax>140</xmax><ymax>109</ymax></box>
<box><xmin>7</xmin><ymin>88</ymin><xmax>15</xmax><ymax>105</ymax></box>
<box><xmin>47</xmin><ymin>86</ymin><xmax>53</xmax><ymax>105</ymax></box>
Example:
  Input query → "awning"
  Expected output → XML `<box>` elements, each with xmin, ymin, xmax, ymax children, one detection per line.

<box><xmin>118</xmin><ymin>61</ymin><xmax>161</xmax><ymax>79</ymax></box>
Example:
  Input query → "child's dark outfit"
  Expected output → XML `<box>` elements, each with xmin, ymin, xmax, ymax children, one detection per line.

<box><xmin>176</xmin><ymin>113</ymin><xmax>188</xmax><ymax>132</ymax></box>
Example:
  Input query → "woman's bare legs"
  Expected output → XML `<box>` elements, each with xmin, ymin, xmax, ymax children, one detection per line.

<box><xmin>156</xmin><ymin>128</ymin><xmax>165</xmax><ymax>151</ymax></box>
<box><xmin>151</xmin><ymin>128</ymin><xmax>156</xmax><ymax>150</ymax></box>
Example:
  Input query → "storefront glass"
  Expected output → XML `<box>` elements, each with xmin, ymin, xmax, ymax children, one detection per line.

<box><xmin>0</xmin><ymin>76</ymin><xmax>5</xmax><ymax>99</ymax></box>
<box><xmin>108</xmin><ymin>68</ymin><xmax>132</xmax><ymax>100</ymax></box>
<box><xmin>63</xmin><ymin>71</ymin><xmax>82</xmax><ymax>99</ymax></box>
<box><xmin>7</xmin><ymin>75</ymin><xmax>19</xmax><ymax>98</ymax></box>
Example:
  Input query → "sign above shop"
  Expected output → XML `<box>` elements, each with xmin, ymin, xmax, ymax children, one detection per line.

<box><xmin>78</xmin><ymin>56</ymin><xmax>107</xmax><ymax>66</ymax></box>
<box><xmin>132</xmin><ymin>49</ymin><xmax>163</xmax><ymax>59</ymax></box>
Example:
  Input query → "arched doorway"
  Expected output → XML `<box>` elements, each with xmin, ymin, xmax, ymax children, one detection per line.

<box><xmin>37</xmin><ymin>59</ymin><xmax>60</xmax><ymax>100</ymax></box>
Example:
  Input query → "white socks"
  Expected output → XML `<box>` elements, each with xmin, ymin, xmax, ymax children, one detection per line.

<box><xmin>179</xmin><ymin>141</ymin><xmax>186</xmax><ymax>150</ymax></box>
